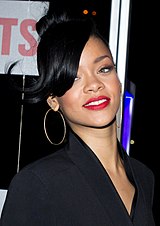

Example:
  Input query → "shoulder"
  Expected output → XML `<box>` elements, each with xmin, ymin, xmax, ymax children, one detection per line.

<box><xmin>25</xmin><ymin>148</ymin><xmax>73</xmax><ymax>173</ymax></box>
<box><xmin>128</xmin><ymin>155</ymin><xmax>154</xmax><ymax>181</ymax></box>
<box><xmin>9</xmin><ymin>148</ymin><xmax>75</xmax><ymax>190</ymax></box>
<box><xmin>125</xmin><ymin>153</ymin><xmax>155</xmax><ymax>196</ymax></box>
<box><xmin>120</xmin><ymin>143</ymin><xmax>155</xmax><ymax>184</ymax></box>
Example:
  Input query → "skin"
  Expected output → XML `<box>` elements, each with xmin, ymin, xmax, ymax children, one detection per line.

<box><xmin>47</xmin><ymin>36</ymin><xmax>135</xmax><ymax>215</ymax></box>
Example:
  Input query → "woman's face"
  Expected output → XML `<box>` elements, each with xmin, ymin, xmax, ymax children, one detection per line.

<box><xmin>55</xmin><ymin>36</ymin><xmax>121</xmax><ymax>131</ymax></box>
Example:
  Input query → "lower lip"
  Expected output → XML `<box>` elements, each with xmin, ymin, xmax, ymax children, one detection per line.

<box><xmin>83</xmin><ymin>100</ymin><xmax>110</xmax><ymax>110</ymax></box>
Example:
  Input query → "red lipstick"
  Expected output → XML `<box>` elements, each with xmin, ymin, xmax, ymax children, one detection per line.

<box><xmin>83</xmin><ymin>96</ymin><xmax>111</xmax><ymax>110</ymax></box>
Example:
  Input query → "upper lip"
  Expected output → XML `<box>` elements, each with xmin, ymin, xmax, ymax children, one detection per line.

<box><xmin>83</xmin><ymin>96</ymin><xmax>110</xmax><ymax>106</ymax></box>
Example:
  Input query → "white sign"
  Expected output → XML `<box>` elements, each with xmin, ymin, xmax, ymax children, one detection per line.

<box><xmin>0</xmin><ymin>1</ymin><xmax>49</xmax><ymax>75</ymax></box>
<box><xmin>0</xmin><ymin>189</ymin><xmax>7</xmax><ymax>216</ymax></box>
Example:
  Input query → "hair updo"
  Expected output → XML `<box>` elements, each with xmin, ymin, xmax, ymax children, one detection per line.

<box><xmin>11</xmin><ymin>2</ymin><xmax>110</xmax><ymax>103</ymax></box>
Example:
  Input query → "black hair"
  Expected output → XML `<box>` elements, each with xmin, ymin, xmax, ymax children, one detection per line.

<box><xmin>7</xmin><ymin>3</ymin><xmax>111</xmax><ymax>104</ymax></box>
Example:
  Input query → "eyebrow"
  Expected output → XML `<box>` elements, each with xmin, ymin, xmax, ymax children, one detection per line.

<box><xmin>94</xmin><ymin>55</ymin><xmax>110</xmax><ymax>63</ymax></box>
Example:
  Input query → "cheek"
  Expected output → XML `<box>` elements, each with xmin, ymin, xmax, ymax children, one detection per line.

<box><xmin>107</xmin><ymin>77</ymin><xmax>121</xmax><ymax>95</ymax></box>
<box><xmin>108</xmin><ymin>79</ymin><xmax>121</xmax><ymax>108</ymax></box>
<box><xmin>58</xmin><ymin>91</ymin><xmax>78</xmax><ymax>113</ymax></box>
<box><xmin>115</xmin><ymin>85</ymin><xmax>121</xmax><ymax>104</ymax></box>
<box><xmin>61</xmin><ymin>85</ymin><xmax>82</xmax><ymax>104</ymax></box>
<box><xmin>113</xmin><ymin>76</ymin><xmax>121</xmax><ymax>93</ymax></box>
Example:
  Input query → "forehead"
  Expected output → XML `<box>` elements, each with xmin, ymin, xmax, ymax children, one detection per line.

<box><xmin>79</xmin><ymin>36</ymin><xmax>112</xmax><ymax>64</ymax></box>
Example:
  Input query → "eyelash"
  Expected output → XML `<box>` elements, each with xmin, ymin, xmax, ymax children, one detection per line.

<box><xmin>74</xmin><ymin>64</ymin><xmax>116</xmax><ymax>81</ymax></box>
<box><xmin>98</xmin><ymin>65</ymin><xmax>115</xmax><ymax>74</ymax></box>
<box><xmin>74</xmin><ymin>77</ymin><xmax>80</xmax><ymax>81</ymax></box>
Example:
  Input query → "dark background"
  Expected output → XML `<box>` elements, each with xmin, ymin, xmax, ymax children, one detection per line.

<box><xmin>127</xmin><ymin>1</ymin><xmax>159</xmax><ymax>224</ymax></box>
<box><xmin>0</xmin><ymin>0</ymin><xmax>159</xmax><ymax>224</ymax></box>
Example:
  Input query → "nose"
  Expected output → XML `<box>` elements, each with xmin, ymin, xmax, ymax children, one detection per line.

<box><xmin>83</xmin><ymin>75</ymin><xmax>105</xmax><ymax>93</ymax></box>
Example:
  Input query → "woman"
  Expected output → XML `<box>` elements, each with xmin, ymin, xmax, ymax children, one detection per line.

<box><xmin>0</xmin><ymin>6</ymin><xmax>155</xmax><ymax>226</ymax></box>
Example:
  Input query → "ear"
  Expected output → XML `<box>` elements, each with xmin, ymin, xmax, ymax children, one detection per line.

<box><xmin>47</xmin><ymin>96</ymin><xmax>59</xmax><ymax>111</ymax></box>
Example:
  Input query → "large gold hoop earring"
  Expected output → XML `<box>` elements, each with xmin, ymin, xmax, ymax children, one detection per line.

<box><xmin>44</xmin><ymin>109</ymin><xmax>66</xmax><ymax>145</ymax></box>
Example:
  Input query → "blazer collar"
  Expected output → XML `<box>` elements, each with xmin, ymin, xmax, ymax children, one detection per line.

<box><xmin>65</xmin><ymin>130</ymin><xmax>134</xmax><ymax>225</ymax></box>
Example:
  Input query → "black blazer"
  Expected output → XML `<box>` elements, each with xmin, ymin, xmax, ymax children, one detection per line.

<box><xmin>0</xmin><ymin>130</ymin><xmax>155</xmax><ymax>226</ymax></box>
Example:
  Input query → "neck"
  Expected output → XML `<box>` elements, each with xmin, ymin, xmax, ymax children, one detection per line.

<box><xmin>71</xmin><ymin>121</ymin><xmax>121</xmax><ymax>170</ymax></box>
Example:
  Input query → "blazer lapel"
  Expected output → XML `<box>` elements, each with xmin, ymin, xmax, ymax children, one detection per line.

<box><xmin>123</xmin><ymin>151</ymin><xmax>153</xmax><ymax>226</ymax></box>
<box><xmin>66</xmin><ymin>131</ymin><xmax>133</xmax><ymax>225</ymax></box>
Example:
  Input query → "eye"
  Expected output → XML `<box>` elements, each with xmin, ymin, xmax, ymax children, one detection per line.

<box><xmin>74</xmin><ymin>76</ymin><xmax>81</xmax><ymax>82</ymax></box>
<box><xmin>98</xmin><ymin>65</ymin><xmax>115</xmax><ymax>74</ymax></box>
